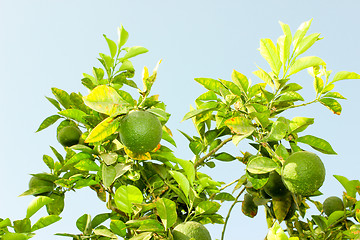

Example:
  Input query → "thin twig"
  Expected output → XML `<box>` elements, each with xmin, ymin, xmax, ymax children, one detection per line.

<box><xmin>221</xmin><ymin>186</ymin><xmax>246</xmax><ymax>240</ymax></box>
<box><xmin>195</xmin><ymin>137</ymin><xmax>233</xmax><ymax>168</ymax></box>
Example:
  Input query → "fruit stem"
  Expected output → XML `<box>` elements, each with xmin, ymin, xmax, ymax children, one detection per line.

<box><xmin>221</xmin><ymin>186</ymin><xmax>246</xmax><ymax>240</ymax></box>
<box><xmin>195</xmin><ymin>137</ymin><xmax>233</xmax><ymax>168</ymax></box>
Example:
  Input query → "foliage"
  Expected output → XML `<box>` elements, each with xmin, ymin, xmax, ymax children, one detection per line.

<box><xmin>1</xmin><ymin>20</ymin><xmax>360</xmax><ymax>240</ymax></box>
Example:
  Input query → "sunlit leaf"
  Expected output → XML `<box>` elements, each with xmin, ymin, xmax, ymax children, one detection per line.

<box><xmin>319</xmin><ymin>97</ymin><xmax>342</xmax><ymax>115</ymax></box>
<box><xmin>297</xmin><ymin>135</ymin><xmax>337</xmax><ymax>154</ymax></box>
<box><xmin>169</xmin><ymin>171</ymin><xmax>190</xmax><ymax>199</ymax></box>
<box><xmin>225</xmin><ymin>116</ymin><xmax>255</xmax><ymax>135</ymax></box>
<box><xmin>295</xmin><ymin>33</ymin><xmax>321</xmax><ymax>57</ymax></box>
<box><xmin>247</xmin><ymin>156</ymin><xmax>278</xmax><ymax>174</ymax></box>
<box><xmin>293</xmin><ymin>19</ymin><xmax>313</xmax><ymax>49</ymax></box>
<box><xmin>58</xmin><ymin>109</ymin><xmax>87</xmax><ymax>124</ymax></box>
<box><xmin>156</xmin><ymin>198</ymin><xmax>177</xmax><ymax>229</ymax></box>
<box><xmin>195</xmin><ymin>78</ymin><xmax>224</xmax><ymax>95</ymax></box>
<box><xmin>85</xmin><ymin>117</ymin><xmax>120</xmax><ymax>143</ymax></box>
<box><xmin>26</xmin><ymin>196</ymin><xmax>53</xmax><ymax>218</ymax></box>
<box><xmin>289</xmin><ymin>56</ymin><xmax>325</xmax><ymax>76</ymax></box>
<box><xmin>122</xmin><ymin>46</ymin><xmax>148</xmax><ymax>60</ymax></box>
<box><xmin>31</xmin><ymin>215</ymin><xmax>61</xmax><ymax>231</ymax></box>
<box><xmin>331</xmin><ymin>71</ymin><xmax>360</xmax><ymax>83</ymax></box>
<box><xmin>114</xmin><ymin>185</ymin><xmax>143</xmax><ymax>213</ymax></box>
<box><xmin>259</xmin><ymin>38</ymin><xmax>282</xmax><ymax>75</ymax></box>
<box><xmin>231</xmin><ymin>69</ymin><xmax>249</xmax><ymax>93</ymax></box>
<box><xmin>103</xmin><ymin>34</ymin><xmax>117</xmax><ymax>58</ymax></box>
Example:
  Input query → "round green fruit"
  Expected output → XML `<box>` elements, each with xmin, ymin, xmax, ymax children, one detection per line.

<box><xmin>323</xmin><ymin>196</ymin><xmax>344</xmax><ymax>216</ymax></box>
<box><xmin>57</xmin><ymin>126</ymin><xmax>82</xmax><ymax>147</ymax></box>
<box><xmin>119</xmin><ymin>110</ymin><xmax>162</xmax><ymax>154</ymax></box>
<box><xmin>172</xmin><ymin>221</ymin><xmax>211</xmax><ymax>240</ymax></box>
<box><xmin>263</xmin><ymin>171</ymin><xmax>289</xmax><ymax>198</ymax></box>
<box><xmin>281</xmin><ymin>151</ymin><xmax>325</xmax><ymax>196</ymax></box>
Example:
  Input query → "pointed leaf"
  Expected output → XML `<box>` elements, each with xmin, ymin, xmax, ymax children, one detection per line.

<box><xmin>231</xmin><ymin>70</ymin><xmax>249</xmax><ymax>93</ymax></box>
<box><xmin>331</xmin><ymin>71</ymin><xmax>360</xmax><ymax>83</ymax></box>
<box><xmin>289</xmin><ymin>56</ymin><xmax>326</xmax><ymax>76</ymax></box>
<box><xmin>85</xmin><ymin>117</ymin><xmax>120</xmax><ymax>143</ymax></box>
<box><xmin>102</xmin><ymin>164</ymin><xmax>116</xmax><ymax>188</ymax></box>
<box><xmin>259</xmin><ymin>38</ymin><xmax>282</xmax><ymax>75</ymax></box>
<box><xmin>36</xmin><ymin>115</ymin><xmax>61</xmax><ymax>132</ymax></box>
<box><xmin>103</xmin><ymin>34</ymin><xmax>117</xmax><ymax>58</ymax></box>
<box><xmin>26</xmin><ymin>196</ymin><xmax>53</xmax><ymax>218</ymax></box>
<box><xmin>110</xmin><ymin>220</ymin><xmax>127</xmax><ymax>237</ymax></box>
<box><xmin>288</xmin><ymin>117</ymin><xmax>314</xmax><ymax>133</ymax></box>
<box><xmin>169</xmin><ymin>171</ymin><xmax>190</xmax><ymax>199</ymax></box>
<box><xmin>31</xmin><ymin>215</ymin><xmax>61</xmax><ymax>231</ymax></box>
<box><xmin>58</xmin><ymin>109</ymin><xmax>87</xmax><ymax>124</ymax></box>
<box><xmin>122</xmin><ymin>46</ymin><xmax>148</xmax><ymax>60</ymax></box>
<box><xmin>83</xmin><ymin>85</ymin><xmax>129</xmax><ymax>116</ymax></box>
<box><xmin>195</xmin><ymin>78</ymin><xmax>223</xmax><ymax>95</ymax></box>
<box><xmin>247</xmin><ymin>156</ymin><xmax>278</xmax><ymax>174</ymax></box>
<box><xmin>295</xmin><ymin>33</ymin><xmax>321</xmax><ymax>57</ymax></box>
<box><xmin>297</xmin><ymin>135</ymin><xmax>337</xmax><ymax>154</ymax></box>
<box><xmin>225</xmin><ymin>116</ymin><xmax>255</xmax><ymax>135</ymax></box>
<box><xmin>114</xmin><ymin>185</ymin><xmax>143</xmax><ymax>213</ymax></box>
<box><xmin>253</xmin><ymin>67</ymin><xmax>274</xmax><ymax>88</ymax></box>
<box><xmin>156</xmin><ymin>198</ymin><xmax>177</xmax><ymax>229</ymax></box>
<box><xmin>293</xmin><ymin>19</ymin><xmax>313</xmax><ymax>49</ymax></box>
<box><xmin>118</xmin><ymin>25</ymin><xmax>129</xmax><ymax>48</ymax></box>
<box><xmin>319</xmin><ymin>97</ymin><xmax>342</xmax><ymax>115</ymax></box>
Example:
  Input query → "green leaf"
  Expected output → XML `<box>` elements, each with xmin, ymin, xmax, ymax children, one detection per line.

<box><xmin>214</xmin><ymin>192</ymin><xmax>235</xmax><ymax>202</ymax></box>
<box><xmin>182</xmin><ymin>107</ymin><xmax>216</xmax><ymax>122</ymax></box>
<box><xmin>288</xmin><ymin>117</ymin><xmax>314</xmax><ymax>134</ymax></box>
<box><xmin>13</xmin><ymin>218</ymin><xmax>31</xmax><ymax>233</ymax></box>
<box><xmin>36</xmin><ymin>115</ymin><xmax>61</xmax><ymax>132</ymax></box>
<box><xmin>156</xmin><ymin>198</ymin><xmax>177</xmax><ymax>229</ymax></box>
<box><xmin>46</xmin><ymin>193</ymin><xmax>65</xmax><ymax>215</ymax></box>
<box><xmin>327</xmin><ymin>211</ymin><xmax>345</xmax><ymax>227</ymax></box>
<box><xmin>76</xmin><ymin>214</ymin><xmax>92</xmax><ymax>234</ymax></box>
<box><xmin>297</xmin><ymin>135</ymin><xmax>337</xmax><ymax>154</ymax></box>
<box><xmin>99</xmin><ymin>53</ymin><xmax>114</xmax><ymax>70</ymax></box>
<box><xmin>175</xmin><ymin>159</ymin><xmax>195</xmax><ymax>185</ymax></box>
<box><xmin>278</xmin><ymin>22</ymin><xmax>292</xmax><ymax>65</ymax></box>
<box><xmin>219</xmin><ymin>79</ymin><xmax>242</xmax><ymax>96</ymax></box>
<box><xmin>293</xmin><ymin>19</ymin><xmax>313</xmax><ymax>49</ymax></box>
<box><xmin>102</xmin><ymin>164</ymin><xmax>116</xmax><ymax>188</ymax></box>
<box><xmin>93</xmin><ymin>228</ymin><xmax>117</xmax><ymax>238</ymax></box>
<box><xmin>122</xmin><ymin>46</ymin><xmax>148</xmax><ymax>60</ymax></box>
<box><xmin>74</xmin><ymin>159</ymin><xmax>100</xmax><ymax>171</ymax></box>
<box><xmin>276</xmin><ymin>91</ymin><xmax>304</xmax><ymax>102</ymax></box>
<box><xmin>333</xmin><ymin>175</ymin><xmax>357</xmax><ymax>198</ymax></box>
<box><xmin>103</xmin><ymin>34</ymin><xmax>117</xmax><ymax>58</ymax></box>
<box><xmin>322</xmin><ymin>92</ymin><xmax>346</xmax><ymax>99</ymax></box>
<box><xmin>331</xmin><ymin>71</ymin><xmax>360</xmax><ymax>83</ymax></box>
<box><xmin>110</xmin><ymin>220</ymin><xmax>127</xmax><ymax>237</ymax></box>
<box><xmin>253</xmin><ymin>67</ymin><xmax>274</xmax><ymax>88</ymax></box>
<box><xmin>52</xmin><ymin>88</ymin><xmax>72</xmax><ymax>109</ymax></box>
<box><xmin>26</xmin><ymin>196</ymin><xmax>53</xmax><ymax>218</ymax></box>
<box><xmin>0</xmin><ymin>218</ymin><xmax>12</xmax><ymax>228</ymax></box>
<box><xmin>85</xmin><ymin>117</ymin><xmax>120</xmax><ymax>143</ymax></box>
<box><xmin>213</xmin><ymin>152</ymin><xmax>236</xmax><ymax>162</ymax></box>
<box><xmin>313</xmin><ymin>76</ymin><xmax>324</xmax><ymax>94</ymax></box>
<box><xmin>267</xmin><ymin>222</ymin><xmax>289</xmax><ymax>240</ymax></box>
<box><xmin>118</xmin><ymin>59</ymin><xmax>135</xmax><ymax>72</ymax></box>
<box><xmin>247</xmin><ymin>156</ymin><xmax>278</xmax><ymax>174</ymax></box>
<box><xmin>46</xmin><ymin>96</ymin><xmax>62</xmax><ymax>111</ymax></box>
<box><xmin>259</xmin><ymin>38</ymin><xmax>282</xmax><ymax>75</ymax></box>
<box><xmin>311</xmin><ymin>215</ymin><xmax>327</xmax><ymax>232</ymax></box>
<box><xmin>58</xmin><ymin>109</ymin><xmax>87</xmax><ymax>124</ymax></box>
<box><xmin>169</xmin><ymin>170</ymin><xmax>190</xmax><ymax>199</ymax></box>
<box><xmin>129</xmin><ymin>232</ymin><xmax>152</xmax><ymax>240</ymax></box>
<box><xmin>100</xmin><ymin>152</ymin><xmax>118</xmax><ymax>165</ymax></box>
<box><xmin>118</xmin><ymin>25</ymin><xmax>129</xmax><ymax>48</ymax></box>
<box><xmin>231</xmin><ymin>70</ymin><xmax>249</xmax><ymax>93</ymax></box>
<box><xmin>63</xmin><ymin>152</ymin><xmax>93</xmax><ymax>169</ymax></box>
<box><xmin>195</xmin><ymin>201</ymin><xmax>221</xmax><ymax>215</ymax></box>
<box><xmin>114</xmin><ymin>185</ymin><xmax>143</xmax><ymax>214</ymax></box>
<box><xmin>2</xmin><ymin>233</ymin><xmax>29</xmax><ymax>240</ymax></box>
<box><xmin>93</xmin><ymin>67</ymin><xmax>104</xmax><ymax>81</ymax></box>
<box><xmin>295</xmin><ymin>33</ymin><xmax>321</xmax><ymax>57</ymax></box>
<box><xmin>266</xmin><ymin>120</ymin><xmax>289</xmax><ymax>141</ymax></box>
<box><xmin>224</xmin><ymin>116</ymin><xmax>255</xmax><ymax>135</ymax></box>
<box><xmin>195</xmin><ymin>78</ymin><xmax>224</xmax><ymax>95</ymax></box>
<box><xmin>113</xmin><ymin>74</ymin><xmax>138</xmax><ymax>89</ymax></box>
<box><xmin>289</xmin><ymin>56</ymin><xmax>326</xmax><ymax>76</ymax></box>
<box><xmin>319</xmin><ymin>97</ymin><xmax>342</xmax><ymax>115</ymax></box>
<box><xmin>31</xmin><ymin>215</ymin><xmax>61</xmax><ymax>231</ymax></box>
<box><xmin>83</xmin><ymin>85</ymin><xmax>129</xmax><ymax>116</ymax></box>
<box><xmin>275</xmin><ymin>144</ymin><xmax>289</xmax><ymax>160</ymax></box>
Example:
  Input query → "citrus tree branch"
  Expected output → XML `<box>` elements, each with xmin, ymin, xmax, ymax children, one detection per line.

<box><xmin>221</xmin><ymin>186</ymin><xmax>246</xmax><ymax>240</ymax></box>
<box><xmin>194</xmin><ymin>136</ymin><xmax>233</xmax><ymax>168</ymax></box>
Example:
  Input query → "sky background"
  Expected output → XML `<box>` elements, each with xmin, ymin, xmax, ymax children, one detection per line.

<box><xmin>1</xmin><ymin>0</ymin><xmax>360</xmax><ymax>239</ymax></box>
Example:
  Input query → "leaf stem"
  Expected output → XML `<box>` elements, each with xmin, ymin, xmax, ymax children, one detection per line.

<box><xmin>194</xmin><ymin>137</ymin><xmax>233</xmax><ymax>168</ymax></box>
<box><xmin>221</xmin><ymin>186</ymin><xmax>246</xmax><ymax>240</ymax></box>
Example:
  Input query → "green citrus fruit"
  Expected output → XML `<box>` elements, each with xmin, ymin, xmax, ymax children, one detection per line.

<box><xmin>281</xmin><ymin>151</ymin><xmax>325</xmax><ymax>196</ymax></box>
<box><xmin>263</xmin><ymin>171</ymin><xmax>289</xmax><ymax>198</ymax></box>
<box><xmin>172</xmin><ymin>221</ymin><xmax>211</xmax><ymax>240</ymax></box>
<box><xmin>57</xmin><ymin>125</ymin><xmax>82</xmax><ymax>147</ymax></box>
<box><xmin>29</xmin><ymin>176</ymin><xmax>54</xmax><ymax>196</ymax></box>
<box><xmin>119</xmin><ymin>110</ymin><xmax>162</xmax><ymax>154</ymax></box>
<box><xmin>323</xmin><ymin>196</ymin><xmax>344</xmax><ymax>216</ymax></box>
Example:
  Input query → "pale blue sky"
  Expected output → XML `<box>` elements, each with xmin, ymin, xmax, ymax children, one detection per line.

<box><xmin>1</xmin><ymin>1</ymin><xmax>360</xmax><ymax>239</ymax></box>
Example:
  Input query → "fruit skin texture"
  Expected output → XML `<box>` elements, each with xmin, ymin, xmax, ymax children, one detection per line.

<box><xmin>263</xmin><ymin>171</ymin><xmax>289</xmax><ymax>198</ymax></box>
<box><xmin>119</xmin><ymin>110</ymin><xmax>162</xmax><ymax>154</ymax></box>
<box><xmin>281</xmin><ymin>151</ymin><xmax>325</xmax><ymax>196</ymax></box>
<box><xmin>323</xmin><ymin>196</ymin><xmax>344</xmax><ymax>216</ymax></box>
<box><xmin>57</xmin><ymin>126</ymin><xmax>82</xmax><ymax>147</ymax></box>
<box><xmin>172</xmin><ymin>221</ymin><xmax>211</xmax><ymax>240</ymax></box>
